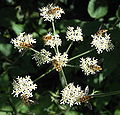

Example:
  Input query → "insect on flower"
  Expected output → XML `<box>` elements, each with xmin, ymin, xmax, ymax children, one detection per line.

<box><xmin>52</xmin><ymin>59</ymin><xmax>62</xmax><ymax>72</ymax></box>
<box><xmin>19</xmin><ymin>42</ymin><xmax>33</xmax><ymax>48</ymax></box>
<box><xmin>42</xmin><ymin>35</ymin><xmax>52</xmax><ymax>42</ymax></box>
<box><xmin>21</xmin><ymin>94</ymin><xmax>35</xmax><ymax>105</ymax></box>
<box><xmin>89</xmin><ymin>65</ymin><xmax>102</xmax><ymax>71</ymax></box>
<box><xmin>79</xmin><ymin>86</ymin><xmax>93</xmax><ymax>110</ymax></box>
<box><xmin>47</xmin><ymin>7</ymin><xmax>61</xmax><ymax>14</ymax></box>
<box><xmin>19</xmin><ymin>42</ymin><xmax>33</xmax><ymax>56</ymax></box>
<box><xmin>95</xmin><ymin>29</ymin><xmax>108</xmax><ymax>36</ymax></box>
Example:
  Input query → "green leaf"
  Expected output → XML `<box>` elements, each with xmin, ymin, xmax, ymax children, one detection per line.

<box><xmin>65</xmin><ymin>111</ymin><xmax>81</xmax><ymax>115</ymax></box>
<box><xmin>0</xmin><ymin>43</ymin><xmax>12</xmax><ymax>56</ymax></box>
<box><xmin>88</xmin><ymin>0</ymin><xmax>108</xmax><ymax>19</ymax></box>
<box><xmin>11</xmin><ymin>21</ymin><xmax>24</xmax><ymax>35</ymax></box>
<box><xmin>2</xmin><ymin>62</ymin><xmax>11</xmax><ymax>70</ymax></box>
<box><xmin>0</xmin><ymin>106</ymin><xmax>12</xmax><ymax>115</ymax></box>
<box><xmin>0</xmin><ymin>73</ymin><xmax>9</xmax><ymax>90</ymax></box>
<box><xmin>114</xmin><ymin>109</ymin><xmax>120</xmax><ymax>115</ymax></box>
<box><xmin>116</xmin><ymin>5</ymin><xmax>120</xmax><ymax>20</ymax></box>
<box><xmin>17</xmin><ymin>104</ymin><xmax>29</xmax><ymax>113</ymax></box>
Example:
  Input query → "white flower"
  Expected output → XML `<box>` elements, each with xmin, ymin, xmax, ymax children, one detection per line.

<box><xmin>32</xmin><ymin>49</ymin><xmax>52</xmax><ymax>66</ymax></box>
<box><xmin>12</xmin><ymin>75</ymin><xmax>37</xmax><ymax>98</ymax></box>
<box><xmin>52</xmin><ymin>52</ymin><xmax>68</xmax><ymax>71</ymax></box>
<box><xmin>80</xmin><ymin>57</ymin><xmax>102</xmax><ymax>75</ymax></box>
<box><xmin>11</xmin><ymin>32</ymin><xmax>36</xmax><ymax>52</ymax></box>
<box><xmin>66</xmin><ymin>26</ymin><xmax>83</xmax><ymax>42</ymax></box>
<box><xmin>60</xmin><ymin>83</ymin><xmax>87</xmax><ymax>107</ymax></box>
<box><xmin>43</xmin><ymin>33</ymin><xmax>62</xmax><ymax>48</ymax></box>
<box><xmin>91</xmin><ymin>33</ymin><xmax>114</xmax><ymax>54</ymax></box>
<box><xmin>39</xmin><ymin>3</ymin><xmax>64</xmax><ymax>22</ymax></box>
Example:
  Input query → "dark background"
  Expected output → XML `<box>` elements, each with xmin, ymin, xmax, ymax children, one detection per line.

<box><xmin>0</xmin><ymin>0</ymin><xmax>120</xmax><ymax>115</ymax></box>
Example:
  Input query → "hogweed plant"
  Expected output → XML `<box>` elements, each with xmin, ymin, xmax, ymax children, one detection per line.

<box><xmin>10</xmin><ymin>3</ymin><xmax>120</xmax><ymax>113</ymax></box>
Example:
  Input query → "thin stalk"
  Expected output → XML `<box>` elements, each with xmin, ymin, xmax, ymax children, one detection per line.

<box><xmin>66</xmin><ymin>64</ymin><xmax>80</xmax><ymax>68</ymax></box>
<box><xmin>66</xmin><ymin>41</ymin><xmax>73</xmax><ymax>53</ymax></box>
<box><xmin>59</xmin><ymin>69</ymin><xmax>67</xmax><ymax>88</ymax></box>
<box><xmin>52</xmin><ymin>21</ymin><xmax>56</xmax><ymax>35</ymax></box>
<box><xmin>54</xmin><ymin>47</ymin><xmax>57</xmax><ymax>53</ymax></box>
<box><xmin>30</xmin><ymin>48</ymin><xmax>39</xmax><ymax>53</ymax></box>
<box><xmin>52</xmin><ymin>21</ymin><xmax>60</xmax><ymax>54</ymax></box>
<box><xmin>111</xmin><ymin>18</ymin><xmax>119</xmax><ymax>29</ymax></box>
<box><xmin>34</xmin><ymin>68</ymin><xmax>54</xmax><ymax>82</ymax></box>
<box><xmin>91</xmin><ymin>90</ymin><xmax>120</xmax><ymax>97</ymax></box>
<box><xmin>56</xmin><ymin>45</ymin><xmax>59</xmax><ymax>54</ymax></box>
<box><xmin>68</xmin><ymin>48</ymin><xmax>95</xmax><ymax>62</ymax></box>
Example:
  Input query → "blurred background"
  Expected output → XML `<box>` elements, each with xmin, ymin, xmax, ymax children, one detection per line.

<box><xmin>0</xmin><ymin>0</ymin><xmax>120</xmax><ymax>115</ymax></box>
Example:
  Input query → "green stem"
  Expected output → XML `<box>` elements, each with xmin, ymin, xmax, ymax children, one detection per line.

<box><xmin>68</xmin><ymin>48</ymin><xmax>95</xmax><ymax>62</ymax></box>
<box><xmin>52</xmin><ymin>21</ymin><xmax>56</xmax><ymax>35</ymax></box>
<box><xmin>33</xmin><ymin>68</ymin><xmax>54</xmax><ymax>82</ymax></box>
<box><xmin>52</xmin><ymin>21</ymin><xmax>60</xmax><ymax>54</ymax></box>
<box><xmin>53</xmin><ymin>47</ymin><xmax>57</xmax><ymax>54</ymax></box>
<box><xmin>91</xmin><ymin>90</ymin><xmax>120</xmax><ymax>97</ymax></box>
<box><xmin>59</xmin><ymin>69</ymin><xmax>67</xmax><ymax>88</ymax></box>
<box><xmin>56</xmin><ymin>45</ymin><xmax>59</xmax><ymax>54</ymax></box>
<box><xmin>30</xmin><ymin>48</ymin><xmax>39</xmax><ymax>53</ymax></box>
<box><xmin>111</xmin><ymin>18</ymin><xmax>119</xmax><ymax>29</ymax></box>
<box><xmin>66</xmin><ymin>64</ymin><xmax>80</xmax><ymax>68</ymax></box>
<box><xmin>66</xmin><ymin>41</ymin><xmax>73</xmax><ymax>53</ymax></box>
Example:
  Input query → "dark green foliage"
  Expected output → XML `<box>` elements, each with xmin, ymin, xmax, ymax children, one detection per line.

<box><xmin>0</xmin><ymin>0</ymin><xmax>120</xmax><ymax>115</ymax></box>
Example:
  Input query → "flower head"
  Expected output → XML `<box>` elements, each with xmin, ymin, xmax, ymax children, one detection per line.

<box><xmin>91</xmin><ymin>33</ymin><xmax>114</xmax><ymax>54</ymax></box>
<box><xmin>80</xmin><ymin>57</ymin><xmax>102</xmax><ymax>75</ymax></box>
<box><xmin>60</xmin><ymin>83</ymin><xmax>89</xmax><ymax>107</ymax></box>
<box><xmin>52</xmin><ymin>52</ymin><xmax>68</xmax><ymax>71</ymax></box>
<box><xmin>39</xmin><ymin>3</ymin><xmax>64</xmax><ymax>22</ymax></box>
<box><xmin>66</xmin><ymin>26</ymin><xmax>83</xmax><ymax>42</ymax></box>
<box><xmin>43</xmin><ymin>33</ymin><xmax>62</xmax><ymax>48</ymax></box>
<box><xmin>12</xmin><ymin>75</ymin><xmax>37</xmax><ymax>98</ymax></box>
<box><xmin>11</xmin><ymin>32</ymin><xmax>36</xmax><ymax>52</ymax></box>
<box><xmin>32</xmin><ymin>49</ymin><xmax>52</xmax><ymax>66</ymax></box>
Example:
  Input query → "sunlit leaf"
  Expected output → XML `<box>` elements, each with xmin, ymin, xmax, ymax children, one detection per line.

<box><xmin>114</xmin><ymin>109</ymin><xmax>120</xmax><ymax>115</ymax></box>
<box><xmin>88</xmin><ymin>0</ymin><xmax>108</xmax><ymax>19</ymax></box>
<box><xmin>11</xmin><ymin>21</ymin><xmax>24</xmax><ymax>35</ymax></box>
<box><xmin>65</xmin><ymin>111</ymin><xmax>81</xmax><ymax>115</ymax></box>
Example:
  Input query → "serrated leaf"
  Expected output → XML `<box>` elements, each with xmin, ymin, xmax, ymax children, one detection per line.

<box><xmin>88</xmin><ymin>0</ymin><xmax>108</xmax><ymax>19</ymax></box>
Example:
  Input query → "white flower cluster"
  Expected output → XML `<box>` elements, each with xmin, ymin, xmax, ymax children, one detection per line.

<box><xmin>66</xmin><ymin>26</ymin><xmax>83</xmax><ymax>42</ymax></box>
<box><xmin>91</xmin><ymin>33</ymin><xmax>114</xmax><ymax>54</ymax></box>
<box><xmin>11</xmin><ymin>32</ymin><xmax>36</xmax><ymax>52</ymax></box>
<box><xmin>12</xmin><ymin>76</ymin><xmax>37</xmax><ymax>98</ymax></box>
<box><xmin>60</xmin><ymin>83</ymin><xmax>87</xmax><ymax>107</ymax></box>
<box><xmin>43</xmin><ymin>33</ymin><xmax>62</xmax><ymax>48</ymax></box>
<box><xmin>32</xmin><ymin>49</ymin><xmax>52</xmax><ymax>66</ymax></box>
<box><xmin>80</xmin><ymin>57</ymin><xmax>102</xmax><ymax>75</ymax></box>
<box><xmin>39</xmin><ymin>3</ymin><xmax>64</xmax><ymax>22</ymax></box>
<box><xmin>52</xmin><ymin>52</ymin><xmax>68</xmax><ymax>71</ymax></box>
